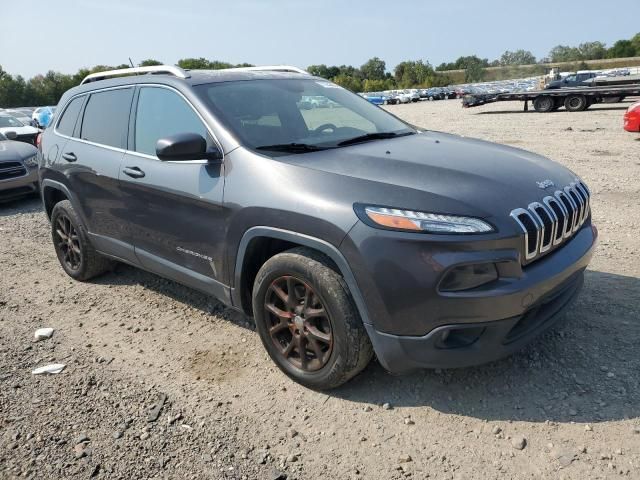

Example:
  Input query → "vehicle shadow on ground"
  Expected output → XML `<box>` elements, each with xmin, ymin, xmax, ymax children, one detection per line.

<box><xmin>92</xmin><ymin>263</ymin><xmax>255</xmax><ymax>332</ymax></box>
<box><xmin>0</xmin><ymin>195</ymin><xmax>42</xmax><ymax>217</ymax></box>
<box><xmin>333</xmin><ymin>269</ymin><xmax>640</xmax><ymax>424</ymax></box>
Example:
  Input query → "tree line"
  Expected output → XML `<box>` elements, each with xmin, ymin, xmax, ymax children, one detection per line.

<box><xmin>0</xmin><ymin>32</ymin><xmax>638</xmax><ymax>108</ymax></box>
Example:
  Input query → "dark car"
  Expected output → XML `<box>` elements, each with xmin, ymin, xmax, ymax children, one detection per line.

<box><xmin>0</xmin><ymin>131</ymin><xmax>40</xmax><ymax>201</ymax></box>
<box><xmin>39</xmin><ymin>65</ymin><xmax>596</xmax><ymax>389</ymax></box>
<box><xmin>545</xmin><ymin>72</ymin><xmax>597</xmax><ymax>89</ymax></box>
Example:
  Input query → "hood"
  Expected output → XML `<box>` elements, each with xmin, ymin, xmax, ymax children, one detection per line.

<box><xmin>280</xmin><ymin>131</ymin><xmax>578</xmax><ymax>219</ymax></box>
<box><xmin>0</xmin><ymin>140</ymin><xmax>38</xmax><ymax>162</ymax></box>
<box><xmin>0</xmin><ymin>125</ymin><xmax>39</xmax><ymax>135</ymax></box>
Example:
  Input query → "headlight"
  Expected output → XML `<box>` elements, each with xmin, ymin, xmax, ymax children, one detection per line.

<box><xmin>23</xmin><ymin>155</ymin><xmax>38</xmax><ymax>167</ymax></box>
<box><xmin>362</xmin><ymin>206</ymin><xmax>494</xmax><ymax>234</ymax></box>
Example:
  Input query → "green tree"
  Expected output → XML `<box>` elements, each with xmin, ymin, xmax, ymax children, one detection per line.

<box><xmin>332</xmin><ymin>74</ymin><xmax>362</xmax><ymax>92</ymax></box>
<box><xmin>176</xmin><ymin>57</ymin><xmax>212</xmax><ymax>69</ymax></box>
<box><xmin>607</xmin><ymin>40</ymin><xmax>637</xmax><ymax>58</ymax></box>
<box><xmin>577</xmin><ymin>42</ymin><xmax>607</xmax><ymax>60</ymax></box>
<box><xmin>465</xmin><ymin>62</ymin><xmax>486</xmax><ymax>82</ymax></box>
<box><xmin>360</xmin><ymin>57</ymin><xmax>386</xmax><ymax>81</ymax></box>
<box><xmin>549</xmin><ymin>45</ymin><xmax>581</xmax><ymax>62</ymax></box>
<box><xmin>139</xmin><ymin>59</ymin><xmax>163</xmax><ymax>66</ymax></box>
<box><xmin>499</xmin><ymin>49</ymin><xmax>536</xmax><ymax>66</ymax></box>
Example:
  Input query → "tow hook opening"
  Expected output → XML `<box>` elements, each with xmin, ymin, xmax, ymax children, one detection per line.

<box><xmin>435</xmin><ymin>326</ymin><xmax>485</xmax><ymax>349</ymax></box>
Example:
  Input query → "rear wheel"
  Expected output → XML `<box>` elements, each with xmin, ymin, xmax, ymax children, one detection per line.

<box><xmin>51</xmin><ymin>200</ymin><xmax>113</xmax><ymax>281</ymax></box>
<box><xmin>533</xmin><ymin>96</ymin><xmax>555</xmax><ymax>113</ymax></box>
<box><xmin>564</xmin><ymin>94</ymin><xmax>588</xmax><ymax>112</ymax></box>
<box><xmin>252</xmin><ymin>247</ymin><xmax>373</xmax><ymax>390</ymax></box>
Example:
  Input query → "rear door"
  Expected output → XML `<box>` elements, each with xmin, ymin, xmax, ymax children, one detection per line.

<box><xmin>62</xmin><ymin>87</ymin><xmax>135</xmax><ymax>260</ymax></box>
<box><xmin>118</xmin><ymin>85</ymin><xmax>227</xmax><ymax>294</ymax></box>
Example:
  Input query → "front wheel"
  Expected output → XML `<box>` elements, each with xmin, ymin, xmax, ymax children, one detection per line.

<box><xmin>252</xmin><ymin>248</ymin><xmax>373</xmax><ymax>390</ymax></box>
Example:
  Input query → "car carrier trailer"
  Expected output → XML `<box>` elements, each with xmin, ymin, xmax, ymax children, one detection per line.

<box><xmin>463</xmin><ymin>83</ymin><xmax>640</xmax><ymax>112</ymax></box>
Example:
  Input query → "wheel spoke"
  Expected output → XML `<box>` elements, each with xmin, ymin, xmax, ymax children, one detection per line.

<box><xmin>281</xmin><ymin>341</ymin><xmax>295</xmax><ymax>358</ymax></box>
<box><xmin>265</xmin><ymin>302</ymin><xmax>292</xmax><ymax>320</ymax></box>
<box><xmin>306</xmin><ymin>325</ymin><xmax>331</xmax><ymax>344</ymax></box>
<box><xmin>286</xmin><ymin>277</ymin><xmax>296</xmax><ymax>307</ymax></box>
<box><xmin>269</xmin><ymin>319</ymin><xmax>289</xmax><ymax>335</ymax></box>
<box><xmin>271</xmin><ymin>283</ymin><xmax>289</xmax><ymax>305</ymax></box>
<box><xmin>55</xmin><ymin>228</ymin><xmax>68</xmax><ymax>241</ymax></box>
<box><xmin>307</xmin><ymin>336</ymin><xmax>324</xmax><ymax>360</ymax></box>
<box><xmin>304</xmin><ymin>307</ymin><xmax>326</xmax><ymax>320</ymax></box>
<box><xmin>296</xmin><ymin>336</ymin><xmax>308</xmax><ymax>370</ymax></box>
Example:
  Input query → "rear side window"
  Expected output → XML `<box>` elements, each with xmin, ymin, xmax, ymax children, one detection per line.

<box><xmin>81</xmin><ymin>88</ymin><xmax>133</xmax><ymax>148</ymax></box>
<box><xmin>56</xmin><ymin>96</ymin><xmax>84</xmax><ymax>137</ymax></box>
<box><xmin>134</xmin><ymin>87</ymin><xmax>208</xmax><ymax>156</ymax></box>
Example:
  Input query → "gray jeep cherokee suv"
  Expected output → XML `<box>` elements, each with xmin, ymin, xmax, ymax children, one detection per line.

<box><xmin>39</xmin><ymin>65</ymin><xmax>596</xmax><ymax>389</ymax></box>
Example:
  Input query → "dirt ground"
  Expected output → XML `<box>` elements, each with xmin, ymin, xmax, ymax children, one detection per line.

<box><xmin>1</xmin><ymin>99</ymin><xmax>640</xmax><ymax>480</ymax></box>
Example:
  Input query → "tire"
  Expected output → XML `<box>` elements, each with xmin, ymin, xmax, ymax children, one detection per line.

<box><xmin>533</xmin><ymin>96</ymin><xmax>555</xmax><ymax>113</ymax></box>
<box><xmin>564</xmin><ymin>94</ymin><xmax>588</xmax><ymax>112</ymax></box>
<box><xmin>51</xmin><ymin>200</ymin><xmax>114</xmax><ymax>281</ymax></box>
<box><xmin>252</xmin><ymin>247</ymin><xmax>373</xmax><ymax>390</ymax></box>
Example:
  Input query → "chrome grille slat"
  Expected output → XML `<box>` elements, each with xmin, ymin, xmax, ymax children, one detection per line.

<box><xmin>510</xmin><ymin>179</ymin><xmax>591</xmax><ymax>264</ymax></box>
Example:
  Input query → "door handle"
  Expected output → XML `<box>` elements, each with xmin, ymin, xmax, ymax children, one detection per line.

<box><xmin>123</xmin><ymin>166</ymin><xmax>145</xmax><ymax>179</ymax></box>
<box><xmin>62</xmin><ymin>152</ymin><xmax>77</xmax><ymax>162</ymax></box>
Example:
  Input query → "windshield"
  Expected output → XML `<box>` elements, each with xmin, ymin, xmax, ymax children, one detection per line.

<box><xmin>195</xmin><ymin>78</ymin><xmax>414</xmax><ymax>153</ymax></box>
<box><xmin>0</xmin><ymin>116</ymin><xmax>24</xmax><ymax>128</ymax></box>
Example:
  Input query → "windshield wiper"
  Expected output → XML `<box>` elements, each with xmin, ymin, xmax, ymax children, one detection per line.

<box><xmin>337</xmin><ymin>131</ymin><xmax>415</xmax><ymax>147</ymax></box>
<box><xmin>255</xmin><ymin>143</ymin><xmax>329</xmax><ymax>153</ymax></box>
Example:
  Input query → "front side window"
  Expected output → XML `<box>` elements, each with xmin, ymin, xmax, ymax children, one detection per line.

<box><xmin>56</xmin><ymin>96</ymin><xmax>85</xmax><ymax>137</ymax></box>
<box><xmin>195</xmin><ymin>79</ymin><xmax>414</xmax><ymax>154</ymax></box>
<box><xmin>81</xmin><ymin>88</ymin><xmax>133</xmax><ymax>149</ymax></box>
<box><xmin>134</xmin><ymin>87</ymin><xmax>209</xmax><ymax>156</ymax></box>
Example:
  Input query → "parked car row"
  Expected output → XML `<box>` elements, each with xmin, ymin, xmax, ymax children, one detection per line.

<box><xmin>361</xmin><ymin>87</ymin><xmax>459</xmax><ymax>105</ymax></box>
<box><xmin>0</xmin><ymin>105</ymin><xmax>57</xmax><ymax>129</ymax></box>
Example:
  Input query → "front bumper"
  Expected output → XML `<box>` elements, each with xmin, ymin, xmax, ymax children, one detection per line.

<box><xmin>341</xmin><ymin>220</ymin><xmax>597</xmax><ymax>373</ymax></box>
<box><xmin>366</xmin><ymin>269</ymin><xmax>584</xmax><ymax>372</ymax></box>
<box><xmin>0</xmin><ymin>166</ymin><xmax>39</xmax><ymax>202</ymax></box>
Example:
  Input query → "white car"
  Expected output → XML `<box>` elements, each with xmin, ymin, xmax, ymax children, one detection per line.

<box><xmin>0</xmin><ymin>114</ymin><xmax>40</xmax><ymax>145</ymax></box>
<box><xmin>32</xmin><ymin>106</ymin><xmax>56</xmax><ymax>128</ymax></box>
<box><xmin>3</xmin><ymin>109</ymin><xmax>35</xmax><ymax>127</ymax></box>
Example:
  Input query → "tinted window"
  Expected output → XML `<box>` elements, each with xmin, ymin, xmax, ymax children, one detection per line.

<box><xmin>81</xmin><ymin>88</ymin><xmax>133</xmax><ymax>148</ymax></box>
<box><xmin>56</xmin><ymin>96</ymin><xmax>84</xmax><ymax>136</ymax></box>
<box><xmin>135</xmin><ymin>87</ymin><xmax>208</xmax><ymax>156</ymax></box>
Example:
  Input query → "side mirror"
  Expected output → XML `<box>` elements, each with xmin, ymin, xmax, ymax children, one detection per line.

<box><xmin>156</xmin><ymin>133</ymin><xmax>222</xmax><ymax>162</ymax></box>
<box><xmin>5</xmin><ymin>131</ymin><xmax>17</xmax><ymax>140</ymax></box>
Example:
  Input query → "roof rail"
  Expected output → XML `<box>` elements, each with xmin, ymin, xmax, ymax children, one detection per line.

<box><xmin>80</xmin><ymin>65</ymin><xmax>190</xmax><ymax>85</ymax></box>
<box><xmin>221</xmin><ymin>65</ymin><xmax>310</xmax><ymax>75</ymax></box>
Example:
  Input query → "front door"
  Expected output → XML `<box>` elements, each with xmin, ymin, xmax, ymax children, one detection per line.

<box><xmin>118</xmin><ymin>86</ymin><xmax>227</xmax><ymax>296</ymax></box>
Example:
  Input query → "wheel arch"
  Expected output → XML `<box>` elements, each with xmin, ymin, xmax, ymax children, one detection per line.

<box><xmin>41</xmin><ymin>179</ymin><xmax>86</xmax><ymax>225</ymax></box>
<box><xmin>232</xmin><ymin>227</ymin><xmax>372</xmax><ymax>327</ymax></box>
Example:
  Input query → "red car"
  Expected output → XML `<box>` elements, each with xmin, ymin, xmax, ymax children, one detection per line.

<box><xmin>624</xmin><ymin>101</ymin><xmax>640</xmax><ymax>132</ymax></box>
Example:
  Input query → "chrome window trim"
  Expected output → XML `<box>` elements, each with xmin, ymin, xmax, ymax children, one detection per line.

<box><xmin>53</xmin><ymin>83</ymin><xmax>224</xmax><ymax>164</ymax></box>
<box><xmin>510</xmin><ymin>208</ymin><xmax>539</xmax><ymax>261</ymax></box>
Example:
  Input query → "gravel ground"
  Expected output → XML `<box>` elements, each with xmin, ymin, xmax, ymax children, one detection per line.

<box><xmin>1</xmin><ymin>98</ymin><xmax>640</xmax><ymax>480</ymax></box>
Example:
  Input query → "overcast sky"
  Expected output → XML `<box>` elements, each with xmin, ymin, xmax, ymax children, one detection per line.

<box><xmin>3</xmin><ymin>0</ymin><xmax>639</xmax><ymax>78</ymax></box>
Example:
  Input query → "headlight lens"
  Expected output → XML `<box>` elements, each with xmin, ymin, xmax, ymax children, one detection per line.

<box><xmin>23</xmin><ymin>155</ymin><xmax>38</xmax><ymax>167</ymax></box>
<box><xmin>363</xmin><ymin>206</ymin><xmax>494</xmax><ymax>234</ymax></box>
